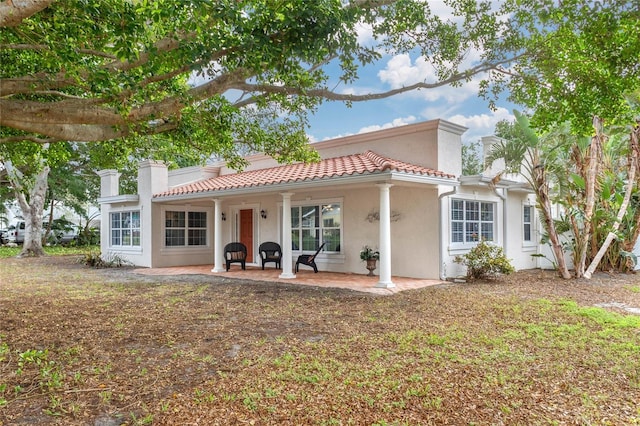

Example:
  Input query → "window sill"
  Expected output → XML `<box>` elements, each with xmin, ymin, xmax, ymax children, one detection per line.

<box><xmin>108</xmin><ymin>246</ymin><xmax>142</xmax><ymax>253</ymax></box>
<box><xmin>448</xmin><ymin>241</ymin><xmax>499</xmax><ymax>254</ymax></box>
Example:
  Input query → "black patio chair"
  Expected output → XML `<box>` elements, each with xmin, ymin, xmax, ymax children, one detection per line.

<box><xmin>224</xmin><ymin>242</ymin><xmax>247</xmax><ymax>271</ymax></box>
<box><xmin>295</xmin><ymin>242</ymin><xmax>326</xmax><ymax>273</ymax></box>
<box><xmin>259</xmin><ymin>241</ymin><xmax>282</xmax><ymax>270</ymax></box>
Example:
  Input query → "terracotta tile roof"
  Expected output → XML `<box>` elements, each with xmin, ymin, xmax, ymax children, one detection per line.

<box><xmin>154</xmin><ymin>150</ymin><xmax>455</xmax><ymax>198</ymax></box>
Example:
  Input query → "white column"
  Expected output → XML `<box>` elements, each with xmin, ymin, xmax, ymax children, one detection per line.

<box><xmin>279</xmin><ymin>192</ymin><xmax>296</xmax><ymax>279</ymax></box>
<box><xmin>211</xmin><ymin>198</ymin><xmax>225</xmax><ymax>273</ymax></box>
<box><xmin>376</xmin><ymin>183</ymin><xmax>395</xmax><ymax>288</ymax></box>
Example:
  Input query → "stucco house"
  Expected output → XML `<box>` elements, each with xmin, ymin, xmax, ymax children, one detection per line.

<box><xmin>97</xmin><ymin>119</ymin><xmax>545</xmax><ymax>288</ymax></box>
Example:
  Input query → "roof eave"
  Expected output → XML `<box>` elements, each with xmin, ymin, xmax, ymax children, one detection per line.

<box><xmin>98</xmin><ymin>194</ymin><xmax>140</xmax><ymax>205</ymax></box>
<box><xmin>152</xmin><ymin>171</ymin><xmax>458</xmax><ymax>202</ymax></box>
<box><xmin>460</xmin><ymin>175</ymin><xmax>533</xmax><ymax>192</ymax></box>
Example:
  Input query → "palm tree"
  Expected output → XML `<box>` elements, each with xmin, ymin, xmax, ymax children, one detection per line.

<box><xmin>486</xmin><ymin>111</ymin><xmax>573</xmax><ymax>279</ymax></box>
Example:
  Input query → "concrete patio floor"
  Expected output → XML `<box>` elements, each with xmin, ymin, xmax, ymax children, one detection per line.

<box><xmin>133</xmin><ymin>264</ymin><xmax>447</xmax><ymax>295</ymax></box>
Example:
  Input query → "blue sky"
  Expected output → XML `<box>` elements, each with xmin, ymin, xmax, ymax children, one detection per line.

<box><xmin>303</xmin><ymin>2</ymin><xmax>518</xmax><ymax>146</ymax></box>
<box><xmin>191</xmin><ymin>3</ymin><xmax>519</xmax><ymax>147</ymax></box>
<box><xmin>306</xmin><ymin>55</ymin><xmax>517</xmax><ymax>146</ymax></box>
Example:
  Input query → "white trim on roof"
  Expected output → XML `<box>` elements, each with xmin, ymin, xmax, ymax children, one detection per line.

<box><xmin>98</xmin><ymin>194</ymin><xmax>140</xmax><ymax>205</ymax></box>
<box><xmin>152</xmin><ymin>170</ymin><xmax>458</xmax><ymax>202</ymax></box>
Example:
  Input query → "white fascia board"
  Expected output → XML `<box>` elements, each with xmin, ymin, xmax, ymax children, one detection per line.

<box><xmin>460</xmin><ymin>175</ymin><xmax>530</xmax><ymax>189</ymax></box>
<box><xmin>151</xmin><ymin>171</ymin><xmax>456</xmax><ymax>203</ymax></box>
<box><xmin>98</xmin><ymin>194</ymin><xmax>139</xmax><ymax>205</ymax></box>
<box><xmin>389</xmin><ymin>172</ymin><xmax>459</xmax><ymax>186</ymax></box>
<box><xmin>152</xmin><ymin>173</ymin><xmax>388</xmax><ymax>202</ymax></box>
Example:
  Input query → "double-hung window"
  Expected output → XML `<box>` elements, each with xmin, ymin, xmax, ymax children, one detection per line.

<box><xmin>165</xmin><ymin>210</ymin><xmax>207</xmax><ymax>247</ymax></box>
<box><xmin>291</xmin><ymin>203</ymin><xmax>341</xmax><ymax>252</ymax></box>
<box><xmin>110</xmin><ymin>211</ymin><xmax>141</xmax><ymax>247</ymax></box>
<box><xmin>523</xmin><ymin>205</ymin><xmax>533</xmax><ymax>242</ymax></box>
<box><xmin>451</xmin><ymin>199</ymin><xmax>495</xmax><ymax>243</ymax></box>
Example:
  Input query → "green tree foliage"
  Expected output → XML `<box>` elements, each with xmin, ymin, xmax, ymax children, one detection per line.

<box><xmin>490</xmin><ymin>112</ymin><xmax>640</xmax><ymax>278</ymax></box>
<box><xmin>503</xmin><ymin>0</ymin><xmax>640</xmax><ymax>134</ymax></box>
<box><xmin>487</xmin><ymin>111</ymin><xmax>574</xmax><ymax>278</ymax></box>
<box><xmin>0</xmin><ymin>0</ymin><xmax>520</xmax><ymax>166</ymax></box>
<box><xmin>461</xmin><ymin>142</ymin><xmax>483</xmax><ymax>176</ymax></box>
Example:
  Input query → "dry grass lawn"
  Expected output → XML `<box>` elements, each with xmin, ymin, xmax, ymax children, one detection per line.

<box><xmin>1</xmin><ymin>255</ymin><xmax>640</xmax><ymax>425</ymax></box>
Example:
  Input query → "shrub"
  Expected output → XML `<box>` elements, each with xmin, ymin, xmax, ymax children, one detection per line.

<box><xmin>75</xmin><ymin>227</ymin><xmax>100</xmax><ymax>246</ymax></box>
<box><xmin>454</xmin><ymin>240</ymin><xmax>515</xmax><ymax>280</ymax></box>
<box><xmin>83</xmin><ymin>251</ymin><xmax>131</xmax><ymax>268</ymax></box>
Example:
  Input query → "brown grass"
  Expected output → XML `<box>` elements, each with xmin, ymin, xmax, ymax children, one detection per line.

<box><xmin>1</xmin><ymin>256</ymin><xmax>639</xmax><ymax>425</ymax></box>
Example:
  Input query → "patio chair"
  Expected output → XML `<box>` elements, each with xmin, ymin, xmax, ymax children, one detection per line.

<box><xmin>259</xmin><ymin>241</ymin><xmax>282</xmax><ymax>270</ymax></box>
<box><xmin>295</xmin><ymin>242</ymin><xmax>326</xmax><ymax>273</ymax></box>
<box><xmin>224</xmin><ymin>242</ymin><xmax>247</xmax><ymax>271</ymax></box>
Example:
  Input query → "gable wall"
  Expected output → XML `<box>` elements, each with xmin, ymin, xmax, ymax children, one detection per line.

<box><xmin>217</xmin><ymin>119</ymin><xmax>466</xmax><ymax>177</ymax></box>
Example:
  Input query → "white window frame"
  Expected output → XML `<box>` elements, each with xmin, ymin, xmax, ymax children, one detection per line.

<box><xmin>450</xmin><ymin>199</ymin><xmax>496</xmax><ymax>245</ymax></box>
<box><xmin>163</xmin><ymin>207</ymin><xmax>209</xmax><ymax>248</ymax></box>
<box><xmin>290</xmin><ymin>199</ymin><xmax>343</xmax><ymax>254</ymax></box>
<box><xmin>522</xmin><ymin>203</ymin><xmax>537</xmax><ymax>249</ymax></box>
<box><xmin>523</xmin><ymin>204</ymin><xmax>533</xmax><ymax>242</ymax></box>
<box><xmin>110</xmin><ymin>210</ymin><xmax>141</xmax><ymax>247</ymax></box>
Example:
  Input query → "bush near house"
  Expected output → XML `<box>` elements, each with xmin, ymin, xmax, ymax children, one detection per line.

<box><xmin>455</xmin><ymin>240</ymin><xmax>515</xmax><ymax>280</ymax></box>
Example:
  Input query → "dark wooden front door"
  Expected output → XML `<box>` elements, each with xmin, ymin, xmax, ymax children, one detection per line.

<box><xmin>240</xmin><ymin>209</ymin><xmax>253</xmax><ymax>261</ymax></box>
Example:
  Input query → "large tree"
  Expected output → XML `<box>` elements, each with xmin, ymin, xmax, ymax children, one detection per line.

<box><xmin>0</xmin><ymin>0</ymin><xmax>518</xmax><ymax>150</ymax></box>
<box><xmin>493</xmin><ymin>0</ymin><xmax>640</xmax><ymax>278</ymax></box>
<box><xmin>2</xmin><ymin>1</ymin><xmax>639</xmax><ymax>258</ymax></box>
<box><xmin>489</xmin><ymin>112</ymin><xmax>575</xmax><ymax>279</ymax></box>
<box><xmin>1</xmin><ymin>0</ymin><xmax>523</xmax><ymax>254</ymax></box>
<box><xmin>504</xmin><ymin>0</ymin><xmax>640</xmax><ymax>132</ymax></box>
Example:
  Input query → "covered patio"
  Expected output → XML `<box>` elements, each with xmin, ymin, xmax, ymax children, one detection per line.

<box><xmin>132</xmin><ymin>265</ymin><xmax>447</xmax><ymax>295</ymax></box>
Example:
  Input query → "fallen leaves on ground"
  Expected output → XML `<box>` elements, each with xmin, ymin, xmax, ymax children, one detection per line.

<box><xmin>1</xmin><ymin>256</ymin><xmax>639</xmax><ymax>425</ymax></box>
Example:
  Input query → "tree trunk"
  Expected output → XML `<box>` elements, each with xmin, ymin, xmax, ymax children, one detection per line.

<box><xmin>584</xmin><ymin>122</ymin><xmax>640</xmax><ymax>278</ymax></box>
<box><xmin>576</xmin><ymin>116</ymin><xmax>604</xmax><ymax>277</ymax></box>
<box><xmin>537</xmin><ymin>188</ymin><xmax>572</xmax><ymax>279</ymax></box>
<box><xmin>19</xmin><ymin>167</ymin><xmax>49</xmax><ymax>257</ymax></box>
<box><xmin>531</xmin><ymin>155</ymin><xmax>571</xmax><ymax>278</ymax></box>
<box><xmin>4</xmin><ymin>160</ymin><xmax>49</xmax><ymax>257</ymax></box>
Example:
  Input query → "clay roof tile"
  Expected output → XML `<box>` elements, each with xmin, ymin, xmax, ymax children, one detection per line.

<box><xmin>154</xmin><ymin>151</ymin><xmax>454</xmax><ymax>198</ymax></box>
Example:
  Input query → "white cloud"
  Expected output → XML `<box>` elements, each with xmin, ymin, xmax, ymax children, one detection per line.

<box><xmin>447</xmin><ymin>107</ymin><xmax>513</xmax><ymax>144</ymax></box>
<box><xmin>355</xmin><ymin>21</ymin><xmax>375</xmax><ymax>47</ymax></box>
<box><xmin>378</xmin><ymin>54</ymin><xmax>436</xmax><ymax>89</ymax></box>
<box><xmin>313</xmin><ymin>115</ymin><xmax>417</xmax><ymax>141</ymax></box>
<box><xmin>377</xmin><ymin>53</ymin><xmax>486</xmax><ymax>104</ymax></box>
<box><xmin>357</xmin><ymin>116</ymin><xmax>417</xmax><ymax>134</ymax></box>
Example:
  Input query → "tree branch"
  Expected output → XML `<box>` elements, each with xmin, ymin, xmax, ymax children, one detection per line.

<box><xmin>232</xmin><ymin>58</ymin><xmax>518</xmax><ymax>107</ymax></box>
<box><xmin>0</xmin><ymin>0</ymin><xmax>55</xmax><ymax>28</ymax></box>
<box><xmin>0</xmin><ymin>69</ymin><xmax>249</xmax><ymax>142</ymax></box>
<box><xmin>0</xmin><ymin>75</ymin><xmax>87</xmax><ymax>97</ymax></box>
<box><xmin>0</xmin><ymin>135</ymin><xmax>57</xmax><ymax>144</ymax></box>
